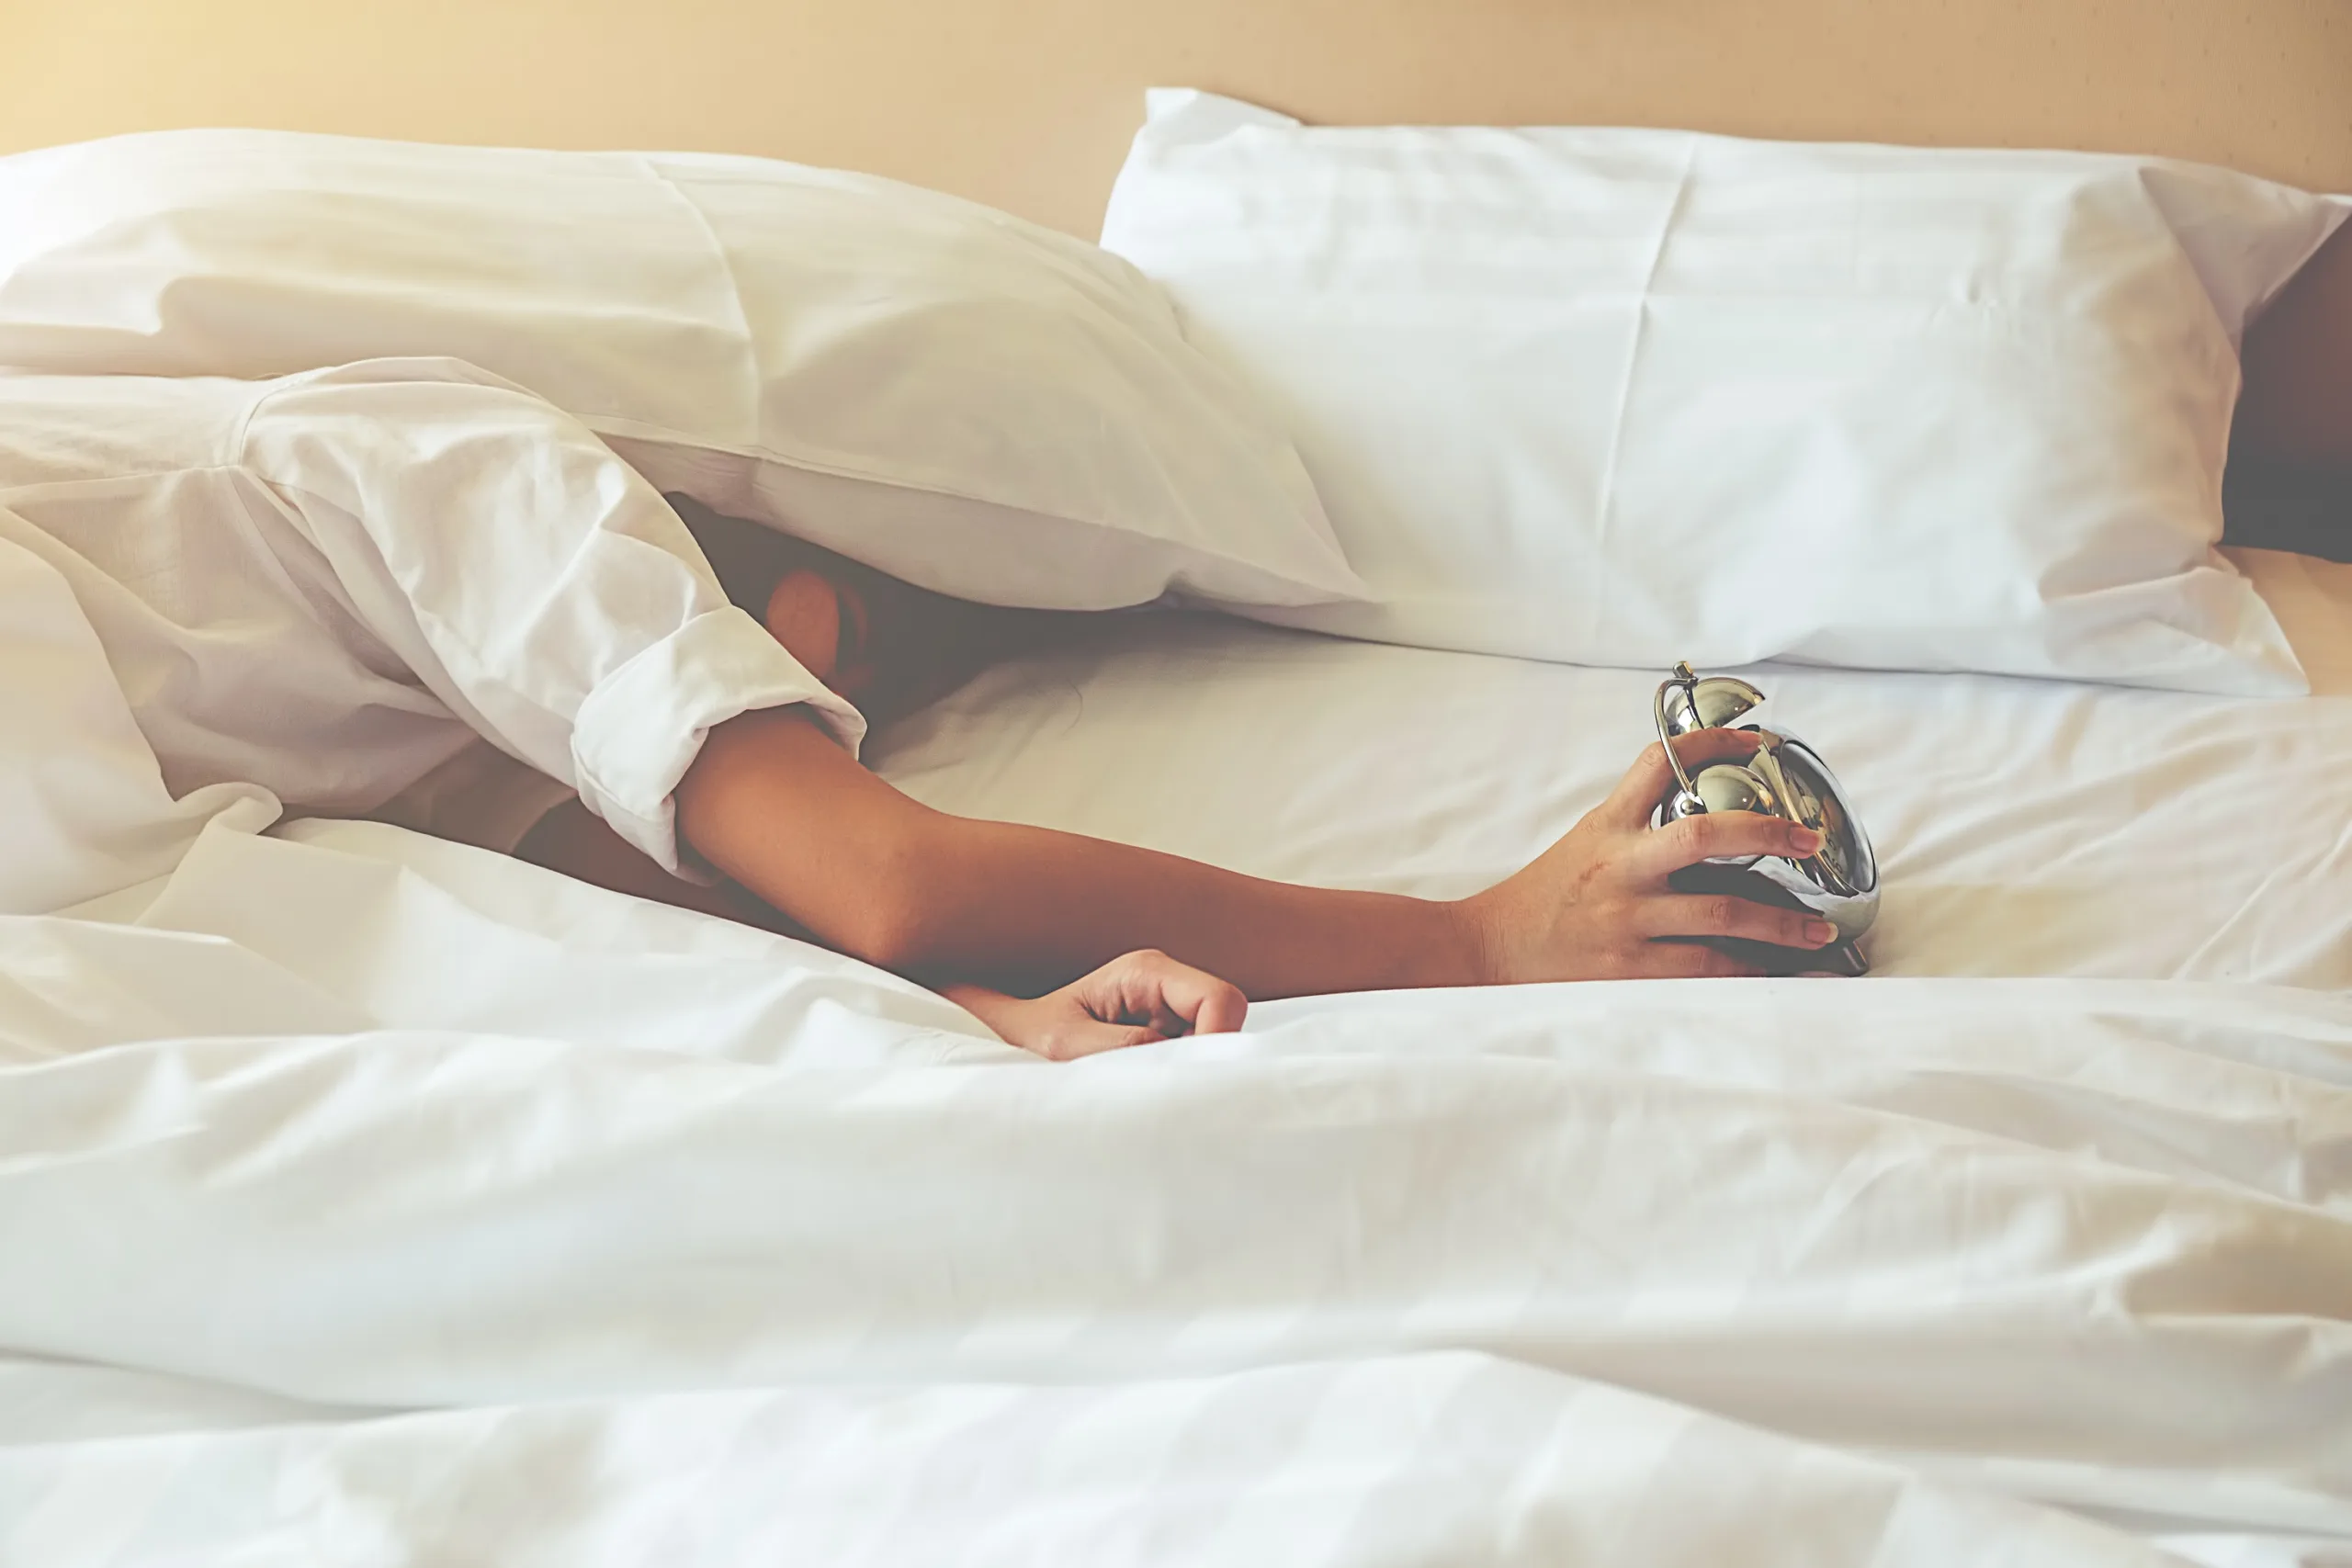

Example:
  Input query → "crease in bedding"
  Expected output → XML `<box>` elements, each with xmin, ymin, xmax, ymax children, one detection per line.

<box><xmin>1</xmin><ymin>818</ymin><xmax>2346</xmax><ymax>1565</ymax></box>
<box><xmin>2</xmin><ymin>441</ymin><xmax>2349</xmax><ymax>1562</ymax></box>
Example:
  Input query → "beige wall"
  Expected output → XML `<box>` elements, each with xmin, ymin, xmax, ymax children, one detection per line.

<box><xmin>9</xmin><ymin>0</ymin><xmax>2349</xmax><ymax>237</ymax></box>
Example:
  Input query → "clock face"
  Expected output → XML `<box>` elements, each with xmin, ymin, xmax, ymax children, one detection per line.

<box><xmin>1771</xmin><ymin>739</ymin><xmax>1876</xmax><ymax>897</ymax></box>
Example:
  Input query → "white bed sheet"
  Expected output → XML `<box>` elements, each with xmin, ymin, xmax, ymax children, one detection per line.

<box><xmin>2</xmin><ymin>818</ymin><xmax>2347</xmax><ymax>1565</ymax></box>
<box><xmin>6</xmin><ymin>548</ymin><xmax>2350</xmax><ymax>1565</ymax></box>
<box><xmin>871</xmin><ymin>547</ymin><xmax>2352</xmax><ymax>989</ymax></box>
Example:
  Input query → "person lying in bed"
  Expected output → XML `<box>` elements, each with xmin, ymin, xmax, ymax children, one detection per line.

<box><xmin>486</xmin><ymin>214</ymin><xmax>2352</xmax><ymax>1047</ymax></box>
<box><xmin>0</xmin><ymin>356</ymin><xmax>1846</xmax><ymax>1061</ymax></box>
<box><xmin>515</xmin><ymin>496</ymin><xmax>1849</xmax><ymax>1051</ymax></box>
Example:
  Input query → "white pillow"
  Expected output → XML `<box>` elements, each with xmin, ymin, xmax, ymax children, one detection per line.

<box><xmin>0</xmin><ymin>130</ymin><xmax>1363</xmax><ymax>613</ymax></box>
<box><xmin>1102</xmin><ymin>90</ymin><xmax>2350</xmax><ymax>694</ymax></box>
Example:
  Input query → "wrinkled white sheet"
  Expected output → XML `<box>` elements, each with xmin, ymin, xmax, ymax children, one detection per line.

<box><xmin>7</xmin><ymin>522</ymin><xmax>2352</xmax><ymax>1562</ymax></box>
<box><xmin>0</xmin><ymin>1359</ymin><xmax>2178</xmax><ymax>1567</ymax></box>
<box><xmin>873</xmin><ymin>547</ymin><xmax>2352</xmax><ymax>990</ymax></box>
<box><xmin>4</xmin><ymin>818</ymin><xmax>2348</xmax><ymax>1564</ymax></box>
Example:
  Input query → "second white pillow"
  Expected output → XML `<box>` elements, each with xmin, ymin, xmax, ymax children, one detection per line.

<box><xmin>1102</xmin><ymin>90</ymin><xmax>2346</xmax><ymax>694</ymax></box>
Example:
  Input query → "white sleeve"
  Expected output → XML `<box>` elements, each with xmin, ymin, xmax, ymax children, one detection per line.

<box><xmin>238</xmin><ymin>357</ymin><xmax>864</xmax><ymax>872</ymax></box>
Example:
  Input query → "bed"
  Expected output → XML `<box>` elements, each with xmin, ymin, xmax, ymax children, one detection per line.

<box><xmin>5</xmin><ymin>5</ymin><xmax>2351</xmax><ymax>1565</ymax></box>
<box><xmin>878</xmin><ymin>547</ymin><xmax>2352</xmax><ymax>991</ymax></box>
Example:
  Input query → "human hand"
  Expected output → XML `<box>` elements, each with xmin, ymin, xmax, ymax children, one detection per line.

<box><xmin>1459</xmin><ymin>730</ymin><xmax>1842</xmax><ymax>982</ymax></box>
<box><xmin>944</xmin><ymin>949</ymin><xmax>1250</xmax><ymax>1061</ymax></box>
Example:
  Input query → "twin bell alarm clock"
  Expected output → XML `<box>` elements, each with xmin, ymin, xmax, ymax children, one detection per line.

<box><xmin>1650</xmin><ymin>661</ymin><xmax>1880</xmax><ymax>976</ymax></box>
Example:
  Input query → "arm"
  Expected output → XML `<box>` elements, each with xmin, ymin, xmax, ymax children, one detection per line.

<box><xmin>517</xmin><ymin>793</ymin><xmax>1256</xmax><ymax>1057</ymax></box>
<box><xmin>677</xmin><ymin>706</ymin><xmax>1478</xmax><ymax>998</ymax></box>
<box><xmin>676</xmin><ymin>706</ymin><xmax>1837</xmax><ymax>1000</ymax></box>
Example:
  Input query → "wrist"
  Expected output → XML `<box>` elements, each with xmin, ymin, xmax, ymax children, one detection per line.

<box><xmin>1442</xmin><ymin>893</ymin><xmax>1507</xmax><ymax>987</ymax></box>
<box><xmin>938</xmin><ymin>981</ymin><xmax>1027</xmax><ymax>1041</ymax></box>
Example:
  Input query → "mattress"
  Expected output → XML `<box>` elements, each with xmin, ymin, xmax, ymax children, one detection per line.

<box><xmin>872</xmin><ymin>547</ymin><xmax>2352</xmax><ymax>990</ymax></box>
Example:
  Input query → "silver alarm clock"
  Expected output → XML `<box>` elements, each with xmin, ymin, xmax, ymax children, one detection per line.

<box><xmin>1651</xmin><ymin>661</ymin><xmax>1880</xmax><ymax>974</ymax></box>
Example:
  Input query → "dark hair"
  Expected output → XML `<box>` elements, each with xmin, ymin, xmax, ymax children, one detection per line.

<box><xmin>665</xmin><ymin>492</ymin><xmax>832</xmax><ymax>617</ymax></box>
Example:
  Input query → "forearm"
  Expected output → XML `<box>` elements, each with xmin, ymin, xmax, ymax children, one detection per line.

<box><xmin>891</xmin><ymin>816</ymin><xmax>1484</xmax><ymax>998</ymax></box>
<box><xmin>676</xmin><ymin>707</ymin><xmax>1487</xmax><ymax>999</ymax></box>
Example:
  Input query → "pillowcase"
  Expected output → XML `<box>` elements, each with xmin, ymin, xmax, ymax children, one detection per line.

<box><xmin>1101</xmin><ymin>89</ymin><xmax>2350</xmax><ymax>694</ymax></box>
<box><xmin>0</xmin><ymin>129</ymin><xmax>1363</xmax><ymax>613</ymax></box>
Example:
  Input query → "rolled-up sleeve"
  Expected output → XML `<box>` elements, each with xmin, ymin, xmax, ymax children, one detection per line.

<box><xmin>239</xmin><ymin>356</ymin><xmax>863</xmax><ymax>870</ymax></box>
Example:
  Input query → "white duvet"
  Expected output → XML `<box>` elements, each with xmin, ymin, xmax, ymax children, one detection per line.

<box><xmin>4</xmin><ymin>813</ymin><xmax>2348</xmax><ymax>1565</ymax></box>
<box><xmin>6</xmin><ymin>538</ymin><xmax>2352</xmax><ymax>1562</ymax></box>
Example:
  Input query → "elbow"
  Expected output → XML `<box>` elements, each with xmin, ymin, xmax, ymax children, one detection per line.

<box><xmin>831</xmin><ymin>897</ymin><xmax>934</xmax><ymax>976</ymax></box>
<box><xmin>808</xmin><ymin>829</ymin><xmax>960</xmax><ymax>979</ymax></box>
<box><xmin>674</xmin><ymin>707</ymin><xmax>964</xmax><ymax>975</ymax></box>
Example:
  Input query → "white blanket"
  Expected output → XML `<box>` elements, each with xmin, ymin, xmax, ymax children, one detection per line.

<box><xmin>4</xmin><ymin>818</ymin><xmax>2347</xmax><ymax>1565</ymax></box>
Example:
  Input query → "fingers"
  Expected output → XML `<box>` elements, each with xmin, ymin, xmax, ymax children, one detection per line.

<box><xmin>1003</xmin><ymin>951</ymin><xmax>1250</xmax><ymax>1063</ymax></box>
<box><xmin>1595</xmin><ymin>729</ymin><xmax>1764</xmax><ymax>829</ymax></box>
<box><xmin>1027</xmin><ymin>1019</ymin><xmax>1170</xmax><ymax>1062</ymax></box>
<box><xmin>1641</xmin><ymin>895</ymin><xmax>1838</xmax><ymax>952</ymax></box>
<box><xmin>1635</xmin><ymin>808</ymin><xmax>1824</xmax><ymax>879</ymax></box>
<box><xmin>1160</xmin><ymin>964</ymin><xmax>1250</xmax><ymax>1035</ymax></box>
<box><xmin>1077</xmin><ymin>950</ymin><xmax>1250</xmax><ymax>1039</ymax></box>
